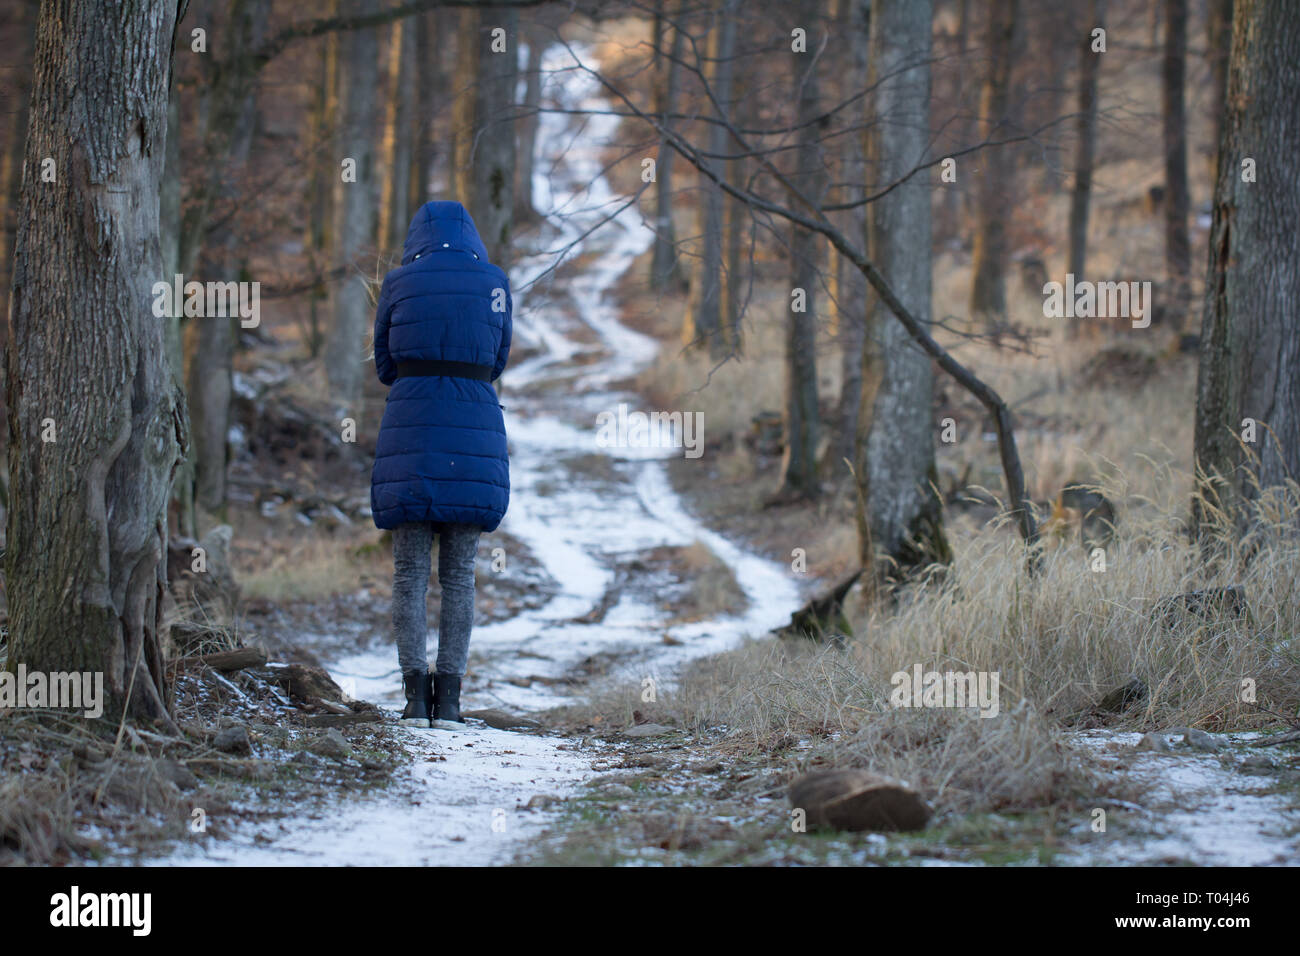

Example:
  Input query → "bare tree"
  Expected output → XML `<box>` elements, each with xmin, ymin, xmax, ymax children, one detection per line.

<box><xmin>5</xmin><ymin>0</ymin><xmax>185</xmax><ymax>723</ymax></box>
<box><xmin>1162</xmin><ymin>0</ymin><xmax>1190</xmax><ymax>330</ymax></box>
<box><xmin>828</xmin><ymin>0</ymin><xmax>869</xmax><ymax>473</ymax></box>
<box><xmin>650</xmin><ymin>0</ymin><xmax>687</xmax><ymax>291</ymax></box>
<box><xmin>776</xmin><ymin>0</ymin><xmax>825</xmax><ymax>503</ymax></box>
<box><xmin>683</xmin><ymin>0</ymin><xmax>736</xmax><ymax>356</ymax></box>
<box><xmin>969</xmin><ymin>0</ymin><xmax>1019</xmax><ymax>328</ymax></box>
<box><xmin>1067</xmin><ymin>0</ymin><xmax>1105</xmax><ymax>339</ymax></box>
<box><xmin>452</xmin><ymin>4</ymin><xmax>519</xmax><ymax>266</ymax></box>
<box><xmin>326</xmin><ymin>0</ymin><xmax>381</xmax><ymax>406</ymax></box>
<box><xmin>858</xmin><ymin>0</ymin><xmax>950</xmax><ymax>571</ymax></box>
<box><xmin>379</xmin><ymin>15</ymin><xmax>418</xmax><ymax>252</ymax></box>
<box><xmin>1193</xmin><ymin>0</ymin><xmax>1300</xmax><ymax>538</ymax></box>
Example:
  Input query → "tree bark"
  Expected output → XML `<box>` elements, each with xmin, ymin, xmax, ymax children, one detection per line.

<box><xmin>451</xmin><ymin>4</ymin><xmax>518</xmax><ymax>267</ymax></box>
<box><xmin>514</xmin><ymin>19</ymin><xmax>547</xmax><ymax>223</ymax></box>
<box><xmin>1162</xmin><ymin>0</ymin><xmax>1190</xmax><ymax>331</ymax></box>
<box><xmin>325</xmin><ymin>0</ymin><xmax>380</xmax><ymax>407</ymax></box>
<box><xmin>1067</xmin><ymin>0</ymin><xmax>1105</xmax><ymax>339</ymax></box>
<box><xmin>1205</xmin><ymin>0</ymin><xmax>1233</xmax><ymax>181</ymax></box>
<box><xmin>650</xmin><ymin>0</ymin><xmax>687</xmax><ymax>292</ymax></box>
<box><xmin>777</xmin><ymin>0</ymin><xmax>824</xmax><ymax>502</ymax></box>
<box><xmin>1193</xmin><ymin>0</ymin><xmax>1300</xmax><ymax>538</ymax></box>
<box><xmin>968</xmin><ymin>0</ymin><xmax>1018</xmax><ymax>328</ymax></box>
<box><xmin>180</xmin><ymin>0</ymin><xmax>270</xmax><ymax>522</ymax></box>
<box><xmin>304</xmin><ymin>0</ymin><xmax>340</xmax><ymax>360</ymax></box>
<box><xmin>859</xmin><ymin>0</ymin><xmax>949</xmax><ymax>570</ymax></box>
<box><xmin>684</xmin><ymin>0</ymin><xmax>735</xmax><ymax>356</ymax></box>
<box><xmin>379</xmin><ymin>16</ymin><xmax>417</xmax><ymax>254</ymax></box>
<box><xmin>829</xmin><ymin>0</ymin><xmax>869</xmax><ymax>475</ymax></box>
<box><xmin>5</xmin><ymin>0</ymin><xmax>185</xmax><ymax>725</ymax></box>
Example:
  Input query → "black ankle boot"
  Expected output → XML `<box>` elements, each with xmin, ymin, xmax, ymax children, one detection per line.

<box><xmin>400</xmin><ymin>670</ymin><xmax>432</xmax><ymax>727</ymax></box>
<box><xmin>431</xmin><ymin>673</ymin><xmax>465</xmax><ymax>727</ymax></box>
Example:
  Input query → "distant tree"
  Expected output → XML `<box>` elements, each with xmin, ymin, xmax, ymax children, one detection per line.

<box><xmin>968</xmin><ymin>0</ymin><xmax>1019</xmax><ymax>329</ymax></box>
<box><xmin>326</xmin><ymin>0</ymin><xmax>381</xmax><ymax>407</ymax></box>
<box><xmin>683</xmin><ymin>0</ymin><xmax>736</xmax><ymax>356</ymax></box>
<box><xmin>1205</xmin><ymin>0</ymin><xmax>1233</xmax><ymax>180</ymax></box>
<box><xmin>186</xmin><ymin>0</ymin><xmax>271</xmax><ymax>521</ymax></box>
<box><xmin>1161</xmin><ymin>0</ymin><xmax>1190</xmax><ymax>330</ymax></box>
<box><xmin>775</xmin><ymin>0</ymin><xmax>824</xmax><ymax>503</ymax></box>
<box><xmin>515</xmin><ymin>18</ymin><xmax>549</xmax><ymax>223</ymax></box>
<box><xmin>1193</xmin><ymin>0</ymin><xmax>1300</xmax><ymax>538</ymax></box>
<box><xmin>379</xmin><ymin>15</ymin><xmax>417</xmax><ymax>253</ymax></box>
<box><xmin>452</xmin><ymin>4</ymin><xmax>519</xmax><ymax>267</ymax></box>
<box><xmin>858</xmin><ymin>0</ymin><xmax>950</xmax><ymax>571</ymax></box>
<box><xmin>1067</xmin><ymin>0</ymin><xmax>1105</xmax><ymax>340</ymax></box>
<box><xmin>649</xmin><ymin>0</ymin><xmax>687</xmax><ymax>292</ymax></box>
<box><xmin>5</xmin><ymin>0</ymin><xmax>185</xmax><ymax>724</ymax></box>
<box><xmin>828</xmin><ymin>0</ymin><xmax>870</xmax><ymax>474</ymax></box>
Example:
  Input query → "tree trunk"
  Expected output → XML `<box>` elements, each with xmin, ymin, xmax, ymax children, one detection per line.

<box><xmin>325</xmin><ymin>0</ymin><xmax>380</xmax><ymax>407</ymax></box>
<box><xmin>451</xmin><ymin>4</ymin><xmax>518</xmax><ymax>267</ymax></box>
<box><xmin>650</xmin><ymin>0</ymin><xmax>687</xmax><ymax>291</ymax></box>
<box><xmin>379</xmin><ymin>16</ymin><xmax>417</xmax><ymax>254</ymax></box>
<box><xmin>5</xmin><ymin>0</ymin><xmax>185</xmax><ymax>725</ymax></box>
<box><xmin>1067</xmin><ymin>0</ymin><xmax>1105</xmax><ymax>335</ymax></box>
<box><xmin>1206</xmin><ymin>0</ymin><xmax>1233</xmax><ymax>181</ymax></box>
<box><xmin>1193</xmin><ymin>0</ymin><xmax>1300</xmax><ymax>538</ymax></box>
<box><xmin>968</xmin><ymin>0</ymin><xmax>1019</xmax><ymax>328</ymax></box>
<box><xmin>859</xmin><ymin>0</ymin><xmax>949</xmax><ymax>570</ymax></box>
<box><xmin>777</xmin><ymin>0</ymin><xmax>823</xmax><ymax>502</ymax></box>
<box><xmin>305</xmin><ymin>1</ymin><xmax>340</xmax><ymax>360</ymax></box>
<box><xmin>514</xmin><ymin>20</ymin><xmax>547</xmax><ymax>223</ymax></box>
<box><xmin>684</xmin><ymin>0</ymin><xmax>735</xmax><ymax>355</ymax></box>
<box><xmin>829</xmin><ymin>0</ymin><xmax>869</xmax><ymax>474</ymax></box>
<box><xmin>1162</xmin><ymin>0</ymin><xmax>1190</xmax><ymax>331</ymax></box>
<box><xmin>409</xmin><ymin>11</ymin><xmax>439</xmax><ymax>211</ymax></box>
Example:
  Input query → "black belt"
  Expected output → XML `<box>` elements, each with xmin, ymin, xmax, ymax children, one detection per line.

<box><xmin>396</xmin><ymin>360</ymin><xmax>493</xmax><ymax>381</ymax></box>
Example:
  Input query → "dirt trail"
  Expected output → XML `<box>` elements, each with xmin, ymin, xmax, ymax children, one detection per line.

<box><xmin>158</xmin><ymin>44</ymin><xmax>801</xmax><ymax>867</ymax></box>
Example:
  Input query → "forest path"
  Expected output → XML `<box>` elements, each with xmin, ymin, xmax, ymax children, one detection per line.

<box><xmin>159</xmin><ymin>44</ymin><xmax>801</xmax><ymax>867</ymax></box>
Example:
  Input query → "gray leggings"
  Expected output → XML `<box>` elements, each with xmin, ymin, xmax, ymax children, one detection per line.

<box><xmin>392</xmin><ymin>521</ymin><xmax>480</xmax><ymax>676</ymax></box>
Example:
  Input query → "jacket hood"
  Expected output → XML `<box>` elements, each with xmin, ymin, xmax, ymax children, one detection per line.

<box><xmin>401</xmin><ymin>201</ymin><xmax>490</xmax><ymax>265</ymax></box>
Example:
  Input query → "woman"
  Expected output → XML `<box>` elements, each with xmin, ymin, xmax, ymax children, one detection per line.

<box><xmin>370</xmin><ymin>201</ymin><xmax>512</xmax><ymax>728</ymax></box>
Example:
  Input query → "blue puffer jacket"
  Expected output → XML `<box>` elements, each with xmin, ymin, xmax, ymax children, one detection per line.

<box><xmin>370</xmin><ymin>201</ymin><xmax>512</xmax><ymax>532</ymax></box>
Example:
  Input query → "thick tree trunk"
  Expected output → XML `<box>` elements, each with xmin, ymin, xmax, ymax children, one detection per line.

<box><xmin>650</xmin><ymin>0</ymin><xmax>686</xmax><ymax>292</ymax></box>
<box><xmin>5</xmin><ymin>0</ymin><xmax>185</xmax><ymax>725</ymax></box>
<box><xmin>1162</xmin><ymin>0</ymin><xmax>1191</xmax><ymax>331</ymax></box>
<box><xmin>452</xmin><ymin>4</ymin><xmax>518</xmax><ymax>267</ymax></box>
<box><xmin>325</xmin><ymin>0</ymin><xmax>380</xmax><ymax>407</ymax></box>
<box><xmin>1067</xmin><ymin>0</ymin><xmax>1105</xmax><ymax>341</ymax></box>
<box><xmin>858</xmin><ymin>0</ymin><xmax>949</xmax><ymax>570</ymax></box>
<box><xmin>968</xmin><ymin>0</ymin><xmax>1018</xmax><ymax>328</ymax></box>
<box><xmin>777</xmin><ymin>0</ymin><xmax>823</xmax><ymax>502</ymax></box>
<box><xmin>1193</xmin><ymin>0</ymin><xmax>1300</xmax><ymax>538</ymax></box>
<box><xmin>684</xmin><ymin>0</ymin><xmax>735</xmax><ymax>355</ymax></box>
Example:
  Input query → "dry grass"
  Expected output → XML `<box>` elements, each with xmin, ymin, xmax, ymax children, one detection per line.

<box><xmin>557</xmin><ymin>469</ymin><xmax>1300</xmax><ymax>819</ymax></box>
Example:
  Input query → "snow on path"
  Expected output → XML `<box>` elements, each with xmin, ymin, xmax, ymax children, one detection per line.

<box><xmin>162</xmin><ymin>44</ymin><xmax>801</xmax><ymax>867</ymax></box>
